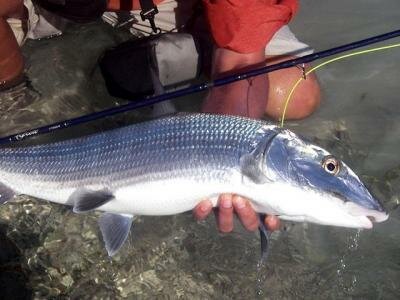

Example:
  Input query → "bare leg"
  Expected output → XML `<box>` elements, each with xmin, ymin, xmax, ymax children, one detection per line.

<box><xmin>0</xmin><ymin>0</ymin><xmax>25</xmax><ymax>90</ymax></box>
<box><xmin>106</xmin><ymin>0</ymin><xmax>141</xmax><ymax>11</ymax></box>
<box><xmin>201</xmin><ymin>51</ymin><xmax>321</xmax><ymax>120</ymax></box>
<box><xmin>202</xmin><ymin>47</ymin><xmax>268</xmax><ymax>119</ymax></box>
<box><xmin>265</xmin><ymin>55</ymin><xmax>321</xmax><ymax>120</ymax></box>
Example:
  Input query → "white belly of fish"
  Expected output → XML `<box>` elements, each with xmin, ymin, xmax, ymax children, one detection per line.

<box><xmin>104</xmin><ymin>179</ymin><xmax>230</xmax><ymax>215</ymax></box>
<box><xmin>7</xmin><ymin>175</ymin><xmax>243</xmax><ymax>216</ymax></box>
<box><xmin>3</xmin><ymin>172</ymin><xmax>382</xmax><ymax>230</ymax></box>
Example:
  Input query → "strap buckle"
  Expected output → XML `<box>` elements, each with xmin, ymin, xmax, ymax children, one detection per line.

<box><xmin>296</xmin><ymin>63</ymin><xmax>307</xmax><ymax>79</ymax></box>
<box><xmin>140</xmin><ymin>6</ymin><xmax>161</xmax><ymax>34</ymax></box>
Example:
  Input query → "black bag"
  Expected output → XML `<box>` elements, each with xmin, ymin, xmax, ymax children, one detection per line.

<box><xmin>99</xmin><ymin>33</ymin><xmax>201</xmax><ymax>101</ymax></box>
<box><xmin>34</xmin><ymin>0</ymin><xmax>107</xmax><ymax>22</ymax></box>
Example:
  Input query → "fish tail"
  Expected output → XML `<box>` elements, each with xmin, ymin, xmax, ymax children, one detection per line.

<box><xmin>0</xmin><ymin>182</ymin><xmax>15</xmax><ymax>204</ymax></box>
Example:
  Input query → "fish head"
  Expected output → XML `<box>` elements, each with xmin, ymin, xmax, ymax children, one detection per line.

<box><xmin>262</xmin><ymin>128</ymin><xmax>388</xmax><ymax>228</ymax></box>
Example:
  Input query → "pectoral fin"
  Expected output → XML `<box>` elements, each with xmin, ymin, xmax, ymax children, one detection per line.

<box><xmin>240</xmin><ymin>154</ymin><xmax>270</xmax><ymax>184</ymax></box>
<box><xmin>0</xmin><ymin>182</ymin><xmax>15</xmax><ymax>204</ymax></box>
<box><xmin>71</xmin><ymin>188</ymin><xmax>114</xmax><ymax>213</ymax></box>
<box><xmin>99</xmin><ymin>212</ymin><xmax>134</xmax><ymax>256</ymax></box>
<box><xmin>240</xmin><ymin>130</ymin><xmax>280</xmax><ymax>184</ymax></box>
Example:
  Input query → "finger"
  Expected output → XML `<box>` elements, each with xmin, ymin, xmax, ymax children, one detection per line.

<box><xmin>217</xmin><ymin>194</ymin><xmax>234</xmax><ymax>233</ymax></box>
<box><xmin>232</xmin><ymin>195</ymin><xmax>259</xmax><ymax>231</ymax></box>
<box><xmin>193</xmin><ymin>199</ymin><xmax>213</xmax><ymax>221</ymax></box>
<box><xmin>264</xmin><ymin>215</ymin><xmax>281</xmax><ymax>231</ymax></box>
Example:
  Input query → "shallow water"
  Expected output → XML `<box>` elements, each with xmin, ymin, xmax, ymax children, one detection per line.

<box><xmin>0</xmin><ymin>0</ymin><xmax>400</xmax><ymax>299</ymax></box>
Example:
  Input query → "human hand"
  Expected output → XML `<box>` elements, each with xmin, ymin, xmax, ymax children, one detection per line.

<box><xmin>193</xmin><ymin>194</ymin><xmax>280</xmax><ymax>232</ymax></box>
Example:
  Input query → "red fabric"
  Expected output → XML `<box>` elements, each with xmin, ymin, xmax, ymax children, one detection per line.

<box><xmin>202</xmin><ymin>0</ymin><xmax>298</xmax><ymax>53</ymax></box>
<box><xmin>108</xmin><ymin>0</ymin><xmax>164</xmax><ymax>11</ymax></box>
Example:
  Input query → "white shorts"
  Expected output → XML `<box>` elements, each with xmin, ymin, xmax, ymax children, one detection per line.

<box><xmin>7</xmin><ymin>0</ymin><xmax>39</xmax><ymax>46</ymax></box>
<box><xmin>7</xmin><ymin>0</ymin><xmax>62</xmax><ymax>46</ymax></box>
<box><xmin>103</xmin><ymin>0</ymin><xmax>313</xmax><ymax>57</ymax></box>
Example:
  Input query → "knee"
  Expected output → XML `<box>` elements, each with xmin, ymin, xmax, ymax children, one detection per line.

<box><xmin>268</xmin><ymin>71</ymin><xmax>321</xmax><ymax>120</ymax></box>
<box><xmin>264</xmin><ymin>56</ymin><xmax>321</xmax><ymax>121</ymax></box>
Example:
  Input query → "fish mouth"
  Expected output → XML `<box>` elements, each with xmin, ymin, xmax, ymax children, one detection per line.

<box><xmin>345</xmin><ymin>202</ymin><xmax>389</xmax><ymax>229</ymax></box>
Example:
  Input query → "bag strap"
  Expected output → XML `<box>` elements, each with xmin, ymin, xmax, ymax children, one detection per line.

<box><xmin>139</xmin><ymin>0</ymin><xmax>160</xmax><ymax>34</ymax></box>
<box><xmin>181</xmin><ymin>0</ymin><xmax>203</xmax><ymax>33</ymax></box>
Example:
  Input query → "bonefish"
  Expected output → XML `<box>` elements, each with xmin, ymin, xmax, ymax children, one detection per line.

<box><xmin>0</xmin><ymin>114</ymin><xmax>388</xmax><ymax>256</ymax></box>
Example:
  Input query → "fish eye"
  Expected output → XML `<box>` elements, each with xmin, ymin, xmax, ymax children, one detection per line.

<box><xmin>322</xmin><ymin>156</ymin><xmax>340</xmax><ymax>175</ymax></box>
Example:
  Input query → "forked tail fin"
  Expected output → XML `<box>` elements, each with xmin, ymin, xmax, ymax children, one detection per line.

<box><xmin>0</xmin><ymin>182</ymin><xmax>15</xmax><ymax>204</ymax></box>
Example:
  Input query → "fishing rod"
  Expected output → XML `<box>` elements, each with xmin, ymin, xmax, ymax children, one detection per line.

<box><xmin>1</xmin><ymin>29</ymin><xmax>400</xmax><ymax>144</ymax></box>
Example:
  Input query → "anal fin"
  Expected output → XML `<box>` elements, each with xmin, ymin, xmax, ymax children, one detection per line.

<box><xmin>99</xmin><ymin>212</ymin><xmax>133</xmax><ymax>256</ymax></box>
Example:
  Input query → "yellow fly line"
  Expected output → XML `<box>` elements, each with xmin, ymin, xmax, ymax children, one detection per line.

<box><xmin>279</xmin><ymin>43</ymin><xmax>400</xmax><ymax>128</ymax></box>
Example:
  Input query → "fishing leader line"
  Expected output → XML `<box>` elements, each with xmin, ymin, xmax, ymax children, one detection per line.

<box><xmin>279</xmin><ymin>43</ymin><xmax>400</xmax><ymax>127</ymax></box>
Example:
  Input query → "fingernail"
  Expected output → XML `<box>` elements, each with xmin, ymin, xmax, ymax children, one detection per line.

<box><xmin>200</xmin><ymin>202</ymin><xmax>211</xmax><ymax>212</ymax></box>
<box><xmin>221</xmin><ymin>198</ymin><xmax>232</xmax><ymax>209</ymax></box>
<box><xmin>235</xmin><ymin>197</ymin><xmax>246</xmax><ymax>209</ymax></box>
